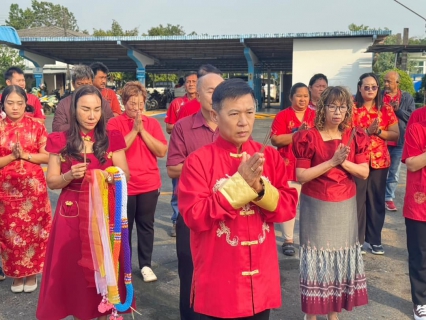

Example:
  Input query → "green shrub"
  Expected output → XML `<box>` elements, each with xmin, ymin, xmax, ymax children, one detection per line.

<box><xmin>379</xmin><ymin>68</ymin><xmax>415</xmax><ymax>96</ymax></box>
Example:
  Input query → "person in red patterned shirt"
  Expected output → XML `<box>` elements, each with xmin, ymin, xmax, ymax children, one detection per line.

<box><xmin>90</xmin><ymin>62</ymin><xmax>122</xmax><ymax>117</ymax></box>
<box><xmin>165</xmin><ymin>72</ymin><xmax>198</xmax><ymax>134</ymax></box>
<box><xmin>353</xmin><ymin>72</ymin><xmax>399</xmax><ymax>255</ymax></box>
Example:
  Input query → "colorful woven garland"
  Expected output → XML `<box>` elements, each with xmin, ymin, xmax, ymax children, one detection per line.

<box><xmin>85</xmin><ymin>167</ymin><xmax>133</xmax><ymax>319</ymax></box>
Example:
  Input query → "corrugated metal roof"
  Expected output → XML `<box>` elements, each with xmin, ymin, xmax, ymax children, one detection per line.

<box><xmin>19</xmin><ymin>30</ymin><xmax>391</xmax><ymax>42</ymax></box>
<box><xmin>0</xmin><ymin>26</ymin><xmax>21</xmax><ymax>45</ymax></box>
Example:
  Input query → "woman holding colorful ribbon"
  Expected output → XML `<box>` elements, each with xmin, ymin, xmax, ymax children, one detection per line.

<box><xmin>107</xmin><ymin>81</ymin><xmax>167</xmax><ymax>283</ymax></box>
<box><xmin>36</xmin><ymin>85</ymin><xmax>131</xmax><ymax>320</ymax></box>
<box><xmin>0</xmin><ymin>85</ymin><xmax>51</xmax><ymax>294</ymax></box>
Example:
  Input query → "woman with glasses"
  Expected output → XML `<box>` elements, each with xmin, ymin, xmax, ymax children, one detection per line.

<box><xmin>293</xmin><ymin>86</ymin><xmax>370</xmax><ymax>320</ymax></box>
<box><xmin>271</xmin><ymin>83</ymin><xmax>316</xmax><ymax>256</ymax></box>
<box><xmin>107</xmin><ymin>81</ymin><xmax>168</xmax><ymax>283</ymax></box>
<box><xmin>353</xmin><ymin>73</ymin><xmax>399</xmax><ymax>255</ymax></box>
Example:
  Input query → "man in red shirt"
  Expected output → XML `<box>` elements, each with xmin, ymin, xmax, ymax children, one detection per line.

<box><xmin>165</xmin><ymin>72</ymin><xmax>198</xmax><ymax>237</ymax></box>
<box><xmin>0</xmin><ymin>67</ymin><xmax>45</xmax><ymax>122</ymax></box>
<box><xmin>165</xmin><ymin>72</ymin><xmax>198</xmax><ymax>134</ymax></box>
<box><xmin>90</xmin><ymin>62</ymin><xmax>122</xmax><ymax>117</ymax></box>
<box><xmin>178</xmin><ymin>79</ymin><xmax>297</xmax><ymax>319</ymax></box>
<box><xmin>167</xmin><ymin>73</ymin><xmax>224</xmax><ymax>320</ymax></box>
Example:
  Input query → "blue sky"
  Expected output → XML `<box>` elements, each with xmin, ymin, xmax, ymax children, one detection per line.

<box><xmin>2</xmin><ymin>0</ymin><xmax>426</xmax><ymax>38</ymax></box>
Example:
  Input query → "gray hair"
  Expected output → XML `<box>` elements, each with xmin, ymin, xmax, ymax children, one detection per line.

<box><xmin>71</xmin><ymin>64</ymin><xmax>94</xmax><ymax>83</ymax></box>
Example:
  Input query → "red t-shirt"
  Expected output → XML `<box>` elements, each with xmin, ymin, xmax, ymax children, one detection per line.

<box><xmin>107</xmin><ymin>113</ymin><xmax>167</xmax><ymax>195</ymax></box>
<box><xmin>0</xmin><ymin>92</ymin><xmax>45</xmax><ymax>120</ymax></box>
<box><xmin>177</xmin><ymin>99</ymin><xmax>201</xmax><ymax>121</ymax></box>
<box><xmin>407</xmin><ymin>106</ymin><xmax>426</xmax><ymax>128</ymax></box>
<box><xmin>293</xmin><ymin>127</ymin><xmax>370</xmax><ymax>202</ymax></box>
<box><xmin>402</xmin><ymin>121</ymin><xmax>426</xmax><ymax>221</ymax></box>
<box><xmin>165</xmin><ymin>95</ymin><xmax>190</xmax><ymax>125</ymax></box>
<box><xmin>271</xmin><ymin>107</ymin><xmax>316</xmax><ymax>181</ymax></box>
<box><xmin>352</xmin><ymin>103</ymin><xmax>398</xmax><ymax>169</ymax></box>
<box><xmin>101</xmin><ymin>88</ymin><xmax>122</xmax><ymax>115</ymax></box>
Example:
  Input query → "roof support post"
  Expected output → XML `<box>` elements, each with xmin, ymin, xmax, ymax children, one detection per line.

<box><xmin>244</xmin><ymin>47</ymin><xmax>262</xmax><ymax>111</ymax></box>
<box><xmin>19</xmin><ymin>50</ymin><xmax>55</xmax><ymax>87</ymax></box>
<box><xmin>126</xmin><ymin>49</ymin><xmax>155</xmax><ymax>86</ymax></box>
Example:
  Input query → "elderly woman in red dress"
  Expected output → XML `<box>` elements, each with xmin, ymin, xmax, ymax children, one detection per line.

<box><xmin>0</xmin><ymin>85</ymin><xmax>51</xmax><ymax>293</ymax></box>
<box><xmin>271</xmin><ymin>83</ymin><xmax>315</xmax><ymax>256</ymax></box>
<box><xmin>353</xmin><ymin>72</ymin><xmax>399</xmax><ymax>255</ymax></box>
<box><xmin>36</xmin><ymin>85</ymin><xmax>130</xmax><ymax>320</ymax></box>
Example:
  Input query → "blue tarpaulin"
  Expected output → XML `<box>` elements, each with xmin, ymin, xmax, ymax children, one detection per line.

<box><xmin>0</xmin><ymin>26</ymin><xmax>21</xmax><ymax>45</ymax></box>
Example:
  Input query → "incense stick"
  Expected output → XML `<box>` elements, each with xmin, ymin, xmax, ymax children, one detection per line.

<box><xmin>259</xmin><ymin>127</ymin><xmax>272</xmax><ymax>153</ymax></box>
<box><xmin>346</xmin><ymin>127</ymin><xmax>356</xmax><ymax>147</ymax></box>
<box><xmin>83</xmin><ymin>145</ymin><xmax>87</xmax><ymax>164</ymax></box>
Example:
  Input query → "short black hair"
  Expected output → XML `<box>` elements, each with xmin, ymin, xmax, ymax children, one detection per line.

<box><xmin>309</xmin><ymin>73</ymin><xmax>328</xmax><ymax>87</ymax></box>
<box><xmin>184</xmin><ymin>71</ymin><xmax>198</xmax><ymax>80</ymax></box>
<box><xmin>90</xmin><ymin>62</ymin><xmax>109</xmax><ymax>76</ymax></box>
<box><xmin>290</xmin><ymin>82</ymin><xmax>308</xmax><ymax>99</ymax></box>
<box><xmin>212</xmin><ymin>79</ymin><xmax>255</xmax><ymax>112</ymax></box>
<box><xmin>4</xmin><ymin>67</ymin><xmax>24</xmax><ymax>82</ymax></box>
<box><xmin>198</xmin><ymin>64</ymin><xmax>222</xmax><ymax>78</ymax></box>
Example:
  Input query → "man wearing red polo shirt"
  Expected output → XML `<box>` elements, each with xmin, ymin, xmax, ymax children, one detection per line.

<box><xmin>0</xmin><ymin>67</ymin><xmax>45</xmax><ymax>122</ymax></box>
<box><xmin>165</xmin><ymin>72</ymin><xmax>198</xmax><ymax>134</ymax></box>
<box><xmin>90</xmin><ymin>62</ymin><xmax>122</xmax><ymax>117</ymax></box>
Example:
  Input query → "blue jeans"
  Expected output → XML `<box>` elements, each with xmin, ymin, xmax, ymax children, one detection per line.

<box><xmin>385</xmin><ymin>145</ymin><xmax>403</xmax><ymax>201</ymax></box>
<box><xmin>171</xmin><ymin>178</ymin><xmax>179</xmax><ymax>223</ymax></box>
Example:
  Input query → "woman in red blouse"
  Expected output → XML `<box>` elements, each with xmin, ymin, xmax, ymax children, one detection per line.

<box><xmin>293</xmin><ymin>86</ymin><xmax>370</xmax><ymax>320</ymax></box>
<box><xmin>402</xmin><ymin>121</ymin><xmax>426</xmax><ymax>319</ymax></box>
<box><xmin>353</xmin><ymin>73</ymin><xmax>399</xmax><ymax>255</ymax></box>
<box><xmin>271</xmin><ymin>83</ymin><xmax>315</xmax><ymax>256</ymax></box>
<box><xmin>308</xmin><ymin>73</ymin><xmax>328</xmax><ymax>110</ymax></box>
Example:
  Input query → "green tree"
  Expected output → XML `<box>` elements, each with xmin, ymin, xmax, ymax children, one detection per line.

<box><xmin>0</xmin><ymin>45</ymin><xmax>25</xmax><ymax>88</ymax></box>
<box><xmin>144</xmin><ymin>23</ymin><xmax>195</xmax><ymax>36</ymax></box>
<box><xmin>348</xmin><ymin>23</ymin><xmax>370</xmax><ymax>32</ymax></box>
<box><xmin>379</xmin><ymin>68</ymin><xmax>415</xmax><ymax>96</ymax></box>
<box><xmin>93</xmin><ymin>20</ymin><xmax>139</xmax><ymax>36</ymax></box>
<box><xmin>6</xmin><ymin>0</ymin><xmax>79</xmax><ymax>31</ymax></box>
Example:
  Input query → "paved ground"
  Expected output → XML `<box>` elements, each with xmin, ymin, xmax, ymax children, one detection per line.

<box><xmin>0</xmin><ymin>109</ymin><xmax>414</xmax><ymax>319</ymax></box>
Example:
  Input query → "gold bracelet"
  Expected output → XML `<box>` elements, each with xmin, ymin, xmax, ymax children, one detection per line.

<box><xmin>62</xmin><ymin>173</ymin><xmax>70</xmax><ymax>182</ymax></box>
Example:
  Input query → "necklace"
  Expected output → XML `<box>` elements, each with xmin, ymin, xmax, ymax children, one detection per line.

<box><xmin>324</xmin><ymin>129</ymin><xmax>342</xmax><ymax>141</ymax></box>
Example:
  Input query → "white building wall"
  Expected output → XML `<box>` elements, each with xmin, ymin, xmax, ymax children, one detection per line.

<box><xmin>293</xmin><ymin>38</ymin><xmax>374</xmax><ymax>95</ymax></box>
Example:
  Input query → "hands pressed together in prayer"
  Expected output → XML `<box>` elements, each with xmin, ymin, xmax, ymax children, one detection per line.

<box><xmin>330</xmin><ymin>144</ymin><xmax>350</xmax><ymax>167</ymax></box>
<box><xmin>238</xmin><ymin>152</ymin><xmax>265</xmax><ymax>194</ymax></box>
<box><xmin>366</xmin><ymin>118</ymin><xmax>379</xmax><ymax>135</ymax></box>
<box><xmin>132</xmin><ymin>111</ymin><xmax>144</xmax><ymax>134</ymax></box>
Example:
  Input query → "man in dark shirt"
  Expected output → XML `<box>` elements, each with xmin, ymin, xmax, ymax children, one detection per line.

<box><xmin>52</xmin><ymin>64</ymin><xmax>114</xmax><ymax>132</ymax></box>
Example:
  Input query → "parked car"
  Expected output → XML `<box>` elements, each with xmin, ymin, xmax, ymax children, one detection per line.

<box><xmin>146</xmin><ymin>81</ymin><xmax>175</xmax><ymax>95</ymax></box>
<box><xmin>262</xmin><ymin>79</ymin><xmax>279</xmax><ymax>102</ymax></box>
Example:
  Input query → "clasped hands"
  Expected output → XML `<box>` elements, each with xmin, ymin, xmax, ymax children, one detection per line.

<box><xmin>132</xmin><ymin>111</ymin><xmax>144</xmax><ymax>134</ymax></box>
<box><xmin>237</xmin><ymin>152</ymin><xmax>265</xmax><ymax>194</ymax></box>
<box><xmin>11</xmin><ymin>142</ymin><xmax>28</xmax><ymax>160</ymax></box>
<box><xmin>330</xmin><ymin>143</ymin><xmax>350</xmax><ymax>167</ymax></box>
<box><xmin>366</xmin><ymin>118</ymin><xmax>379</xmax><ymax>135</ymax></box>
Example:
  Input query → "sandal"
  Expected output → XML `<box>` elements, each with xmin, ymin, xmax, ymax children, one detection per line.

<box><xmin>282</xmin><ymin>242</ymin><xmax>295</xmax><ymax>256</ymax></box>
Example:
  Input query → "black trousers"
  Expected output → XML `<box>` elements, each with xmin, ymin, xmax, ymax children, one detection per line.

<box><xmin>406</xmin><ymin>218</ymin><xmax>426</xmax><ymax>305</ymax></box>
<box><xmin>127</xmin><ymin>190</ymin><xmax>159</xmax><ymax>269</ymax></box>
<box><xmin>355</xmin><ymin>167</ymin><xmax>388</xmax><ymax>245</ymax></box>
<box><xmin>199</xmin><ymin>310</ymin><xmax>270</xmax><ymax>320</ymax></box>
<box><xmin>176</xmin><ymin>214</ymin><xmax>200</xmax><ymax>320</ymax></box>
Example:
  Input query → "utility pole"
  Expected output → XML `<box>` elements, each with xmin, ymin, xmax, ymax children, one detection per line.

<box><xmin>62</xmin><ymin>7</ymin><xmax>71</xmax><ymax>93</ymax></box>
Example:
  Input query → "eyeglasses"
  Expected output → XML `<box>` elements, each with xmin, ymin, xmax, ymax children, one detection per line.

<box><xmin>363</xmin><ymin>85</ymin><xmax>378</xmax><ymax>91</ymax></box>
<box><xmin>326</xmin><ymin>105</ymin><xmax>348</xmax><ymax>113</ymax></box>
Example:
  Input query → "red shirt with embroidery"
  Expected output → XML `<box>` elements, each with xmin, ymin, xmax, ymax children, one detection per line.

<box><xmin>178</xmin><ymin>135</ymin><xmax>298</xmax><ymax>318</ymax></box>
<box><xmin>402</xmin><ymin>121</ymin><xmax>426</xmax><ymax>221</ymax></box>
<box><xmin>177</xmin><ymin>98</ymin><xmax>201</xmax><ymax>120</ymax></box>
<box><xmin>382</xmin><ymin>90</ymin><xmax>402</xmax><ymax>147</ymax></box>
<box><xmin>165</xmin><ymin>95</ymin><xmax>191</xmax><ymax>125</ymax></box>
<box><xmin>352</xmin><ymin>103</ymin><xmax>398</xmax><ymax>169</ymax></box>
<box><xmin>271</xmin><ymin>107</ymin><xmax>316</xmax><ymax>180</ymax></box>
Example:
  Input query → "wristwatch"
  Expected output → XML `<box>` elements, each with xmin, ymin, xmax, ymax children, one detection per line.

<box><xmin>376</xmin><ymin>129</ymin><xmax>382</xmax><ymax>136</ymax></box>
<box><xmin>27</xmin><ymin>154</ymin><xmax>32</xmax><ymax>161</ymax></box>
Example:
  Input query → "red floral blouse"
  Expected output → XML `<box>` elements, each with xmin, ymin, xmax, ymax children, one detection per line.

<box><xmin>352</xmin><ymin>103</ymin><xmax>398</xmax><ymax>169</ymax></box>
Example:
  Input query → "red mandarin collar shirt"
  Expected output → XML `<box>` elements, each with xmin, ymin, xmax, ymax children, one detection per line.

<box><xmin>178</xmin><ymin>135</ymin><xmax>298</xmax><ymax>318</ymax></box>
<box><xmin>107</xmin><ymin>113</ymin><xmax>167</xmax><ymax>195</ymax></box>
